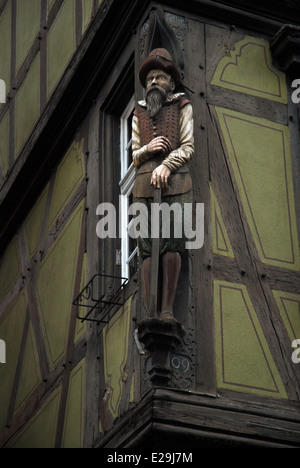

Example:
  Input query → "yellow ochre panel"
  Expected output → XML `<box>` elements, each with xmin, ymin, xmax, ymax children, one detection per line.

<box><xmin>0</xmin><ymin>1</ymin><xmax>11</xmax><ymax>92</ymax></box>
<box><xmin>211</xmin><ymin>36</ymin><xmax>287</xmax><ymax>103</ymax></box>
<box><xmin>273</xmin><ymin>290</ymin><xmax>300</xmax><ymax>343</ymax></box>
<box><xmin>215</xmin><ymin>107</ymin><xmax>299</xmax><ymax>271</ymax></box>
<box><xmin>214</xmin><ymin>280</ymin><xmax>287</xmax><ymax>398</ymax></box>
<box><xmin>0</xmin><ymin>236</ymin><xmax>22</xmax><ymax>303</ymax></box>
<box><xmin>62</xmin><ymin>360</ymin><xmax>85</xmax><ymax>448</ymax></box>
<box><xmin>23</xmin><ymin>184</ymin><xmax>49</xmax><ymax>259</ymax></box>
<box><xmin>103</xmin><ymin>298</ymin><xmax>132</xmax><ymax>420</ymax></box>
<box><xmin>47</xmin><ymin>139</ymin><xmax>85</xmax><ymax>230</ymax></box>
<box><xmin>9</xmin><ymin>387</ymin><xmax>61</xmax><ymax>448</ymax></box>
<box><xmin>82</xmin><ymin>0</ymin><xmax>94</xmax><ymax>33</ymax></box>
<box><xmin>0</xmin><ymin>291</ymin><xmax>27</xmax><ymax>431</ymax></box>
<box><xmin>16</xmin><ymin>0</ymin><xmax>40</xmax><ymax>73</ymax></box>
<box><xmin>14</xmin><ymin>323</ymin><xmax>42</xmax><ymax>414</ymax></box>
<box><xmin>47</xmin><ymin>0</ymin><xmax>76</xmax><ymax>100</ymax></box>
<box><xmin>15</xmin><ymin>52</ymin><xmax>40</xmax><ymax>158</ymax></box>
<box><xmin>36</xmin><ymin>200</ymin><xmax>84</xmax><ymax>369</ymax></box>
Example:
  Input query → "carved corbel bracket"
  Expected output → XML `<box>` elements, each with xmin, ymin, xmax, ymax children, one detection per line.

<box><xmin>138</xmin><ymin>318</ymin><xmax>186</xmax><ymax>387</ymax></box>
<box><xmin>271</xmin><ymin>24</ymin><xmax>300</xmax><ymax>79</ymax></box>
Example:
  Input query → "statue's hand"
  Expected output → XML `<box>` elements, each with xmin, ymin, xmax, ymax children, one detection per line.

<box><xmin>147</xmin><ymin>136</ymin><xmax>172</xmax><ymax>156</ymax></box>
<box><xmin>151</xmin><ymin>164</ymin><xmax>171</xmax><ymax>190</ymax></box>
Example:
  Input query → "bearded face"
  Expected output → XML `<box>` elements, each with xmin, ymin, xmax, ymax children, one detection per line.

<box><xmin>146</xmin><ymin>85</ymin><xmax>168</xmax><ymax>118</ymax></box>
<box><xmin>145</xmin><ymin>70</ymin><xmax>174</xmax><ymax>118</ymax></box>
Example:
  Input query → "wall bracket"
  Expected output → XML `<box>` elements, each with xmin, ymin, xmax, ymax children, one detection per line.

<box><xmin>73</xmin><ymin>274</ymin><xmax>128</xmax><ymax>325</ymax></box>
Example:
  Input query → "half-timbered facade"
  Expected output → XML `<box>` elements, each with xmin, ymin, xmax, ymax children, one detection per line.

<box><xmin>0</xmin><ymin>0</ymin><xmax>299</xmax><ymax>448</ymax></box>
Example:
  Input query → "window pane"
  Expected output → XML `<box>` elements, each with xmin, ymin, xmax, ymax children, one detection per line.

<box><xmin>127</xmin><ymin>110</ymin><xmax>134</xmax><ymax>168</ymax></box>
<box><xmin>119</xmin><ymin>96</ymin><xmax>137</xmax><ymax>279</ymax></box>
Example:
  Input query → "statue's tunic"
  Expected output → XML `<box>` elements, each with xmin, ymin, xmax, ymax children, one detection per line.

<box><xmin>131</xmin><ymin>93</ymin><xmax>195</xmax><ymax>259</ymax></box>
<box><xmin>132</xmin><ymin>93</ymin><xmax>194</xmax><ymax>198</ymax></box>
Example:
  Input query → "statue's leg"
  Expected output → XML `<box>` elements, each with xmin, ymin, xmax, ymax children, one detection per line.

<box><xmin>142</xmin><ymin>256</ymin><xmax>151</xmax><ymax>311</ymax></box>
<box><xmin>160</xmin><ymin>251</ymin><xmax>181</xmax><ymax>321</ymax></box>
<box><xmin>142</xmin><ymin>256</ymin><xmax>162</xmax><ymax>316</ymax></box>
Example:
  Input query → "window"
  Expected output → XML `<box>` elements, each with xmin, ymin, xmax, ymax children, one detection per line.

<box><xmin>98</xmin><ymin>55</ymin><xmax>137</xmax><ymax>287</ymax></box>
<box><xmin>119</xmin><ymin>96</ymin><xmax>138</xmax><ymax>279</ymax></box>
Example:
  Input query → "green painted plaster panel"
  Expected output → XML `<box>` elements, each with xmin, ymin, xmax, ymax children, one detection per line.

<box><xmin>47</xmin><ymin>139</ymin><xmax>85</xmax><ymax>230</ymax></box>
<box><xmin>103</xmin><ymin>298</ymin><xmax>131</xmax><ymax>420</ymax></box>
<box><xmin>0</xmin><ymin>111</ymin><xmax>10</xmax><ymax>177</ymax></box>
<box><xmin>82</xmin><ymin>0</ymin><xmax>93</xmax><ymax>33</ymax></box>
<box><xmin>24</xmin><ymin>185</ymin><xmax>49</xmax><ymax>258</ymax></box>
<box><xmin>62</xmin><ymin>360</ymin><xmax>85</xmax><ymax>448</ymax></box>
<box><xmin>273</xmin><ymin>290</ymin><xmax>300</xmax><ymax>343</ymax></box>
<box><xmin>0</xmin><ymin>236</ymin><xmax>22</xmax><ymax>302</ymax></box>
<box><xmin>0</xmin><ymin>1</ymin><xmax>11</xmax><ymax>94</ymax></box>
<box><xmin>47</xmin><ymin>0</ymin><xmax>76</xmax><ymax>99</ymax></box>
<box><xmin>214</xmin><ymin>280</ymin><xmax>287</xmax><ymax>398</ymax></box>
<box><xmin>14</xmin><ymin>324</ymin><xmax>42</xmax><ymax>414</ymax></box>
<box><xmin>215</xmin><ymin>107</ymin><xmax>299</xmax><ymax>271</ymax></box>
<box><xmin>0</xmin><ymin>291</ymin><xmax>27</xmax><ymax>431</ymax></box>
<box><xmin>211</xmin><ymin>36</ymin><xmax>287</xmax><ymax>103</ymax></box>
<box><xmin>16</xmin><ymin>0</ymin><xmax>40</xmax><ymax>73</ymax></box>
<box><xmin>15</xmin><ymin>53</ymin><xmax>40</xmax><ymax>158</ymax></box>
<box><xmin>9</xmin><ymin>387</ymin><xmax>61</xmax><ymax>448</ymax></box>
<box><xmin>36</xmin><ymin>201</ymin><xmax>84</xmax><ymax>369</ymax></box>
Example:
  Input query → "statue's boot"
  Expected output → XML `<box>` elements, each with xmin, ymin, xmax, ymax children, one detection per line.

<box><xmin>160</xmin><ymin>251</ymin><xmax>181</xmax><ymax>321</ymax></box>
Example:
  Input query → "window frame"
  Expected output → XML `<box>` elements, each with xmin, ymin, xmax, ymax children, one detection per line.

<box><xmin>98</xmin><ymin>55</ymin><xmax>139</xmax><ymax>291</ymax></box>
<box><xmin>119</xmin><ymin>95</ymin><xmax>138</xmax><ymax>280</ymax></box>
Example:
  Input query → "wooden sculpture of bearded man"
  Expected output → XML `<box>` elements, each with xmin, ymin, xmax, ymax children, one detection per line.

<box><xmin>132</xmin><ymin>48</ymin><xmax>194</xmax><ymax>321</ymax></box>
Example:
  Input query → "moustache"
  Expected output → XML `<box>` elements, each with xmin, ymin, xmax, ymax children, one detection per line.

<box><xmin>146</xmin><ymin>84</ymin><xmax>167</xmax><ymax>96</ymax></box>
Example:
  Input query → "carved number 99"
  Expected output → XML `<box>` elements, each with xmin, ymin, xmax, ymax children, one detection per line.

<box><xmin>171</xmin><ymin>356</ymin><xmax>190</xmax><ymax>372</ymax></box>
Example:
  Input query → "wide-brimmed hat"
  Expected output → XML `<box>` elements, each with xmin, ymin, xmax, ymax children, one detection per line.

<box><xmin>139</xmin><ymin>48</ymin><xmax>182</xmax><ymax>88</ymax></box>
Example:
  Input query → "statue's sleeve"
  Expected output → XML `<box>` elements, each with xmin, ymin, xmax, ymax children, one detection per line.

<box><xmin>162</xmin><ymin>103</ymin><xmax>194</xmax><ymax>172</ymax></box>
<box><xmin>132</xmin><ymin>114</ymin><xmax>149</xmax><ymax>168</ymax></box>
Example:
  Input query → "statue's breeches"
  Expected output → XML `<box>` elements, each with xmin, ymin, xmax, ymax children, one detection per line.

<box><xmin>133</xmin><ymin>190</ymin><xmax>192</xmax><ymax>260</ymax></box>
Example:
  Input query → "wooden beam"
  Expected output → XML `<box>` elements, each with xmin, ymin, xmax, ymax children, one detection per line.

<box><xmin>149</xmin><ymin>187</ymin><xmax>161</xmax><ymax>318</ymax></box>
<box><xmin>208</xmin><ymin>104</ymin><xmax>300</xmax><ymax>400</ymax></box>
<box><xmin>96</xmin><ymin>387</ymin><xmax>300</xmax><ymax>448</ymax></box>
<box><xmin>206</xmin><ymin>84</ymin><xmax>288</xmax><ymax>126</ymax></box>
<box><xmin>271</xmin><ymin>24</ymin><xmax>300</xmax><ymax>79</ymax></box>
<box><xmin>0</xmin><ymin>0</ymin><xmax>144</xmax><ymax>256</ymax></box>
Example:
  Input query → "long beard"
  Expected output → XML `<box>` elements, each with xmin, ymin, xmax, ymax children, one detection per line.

<box><xmin>146</xmin><ymin>85</ymin><xmax>168</xmax><ymax>118</ymax></box>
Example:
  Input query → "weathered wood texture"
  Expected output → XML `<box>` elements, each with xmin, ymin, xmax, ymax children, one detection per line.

<box><xmin>96</xmin><ymin>387</ymin><xmax>300</xmax><ymax>448</ymax></box>
<box><xmin>83</xmin><ymin>99</ymin><xmax>102</xmax><ymax>448</ymax></box>
<box><xmin>0</xmin><ymin>0</ymin><xmax>144</xmax><ymax>257</ymax></box>
<box><xmin>84</xmin><ymin>41</ymin><xmax>140</xmax><ymax>445</ymax></box>
<box><xmin>187</xmin><ymin>19</ymin><xmax>216</xmax><ymax>394</ymax></box>
<box><xmin>0</xmin><ymin>134</ymin><xmax>88</xmax><ymax>447</ymax></box>
<box><xmin>1</xmin><ymin>0</ymin><xmax>300</xmax><ymax>450</ymax></box>
<box><xmin>0</xmin><ymin>337</ymin><xmax>86</xmax><ymax>447</ymax></box>
<box><xmin>207</xmin><ymin>85</ymin><xmax>288</xmax><ymax>125</ymax></box>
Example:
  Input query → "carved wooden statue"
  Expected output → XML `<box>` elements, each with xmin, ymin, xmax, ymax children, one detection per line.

<box><xmin>132</xmin><ymin>48</ymin><xmax>194</xmax><ymax>321</ymax></box>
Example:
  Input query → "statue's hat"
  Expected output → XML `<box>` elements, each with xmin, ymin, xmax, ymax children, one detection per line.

<box><xmin>139</xmin><ymin>48</ymin><xmax>182</xmax><ymax>88</ymax></box>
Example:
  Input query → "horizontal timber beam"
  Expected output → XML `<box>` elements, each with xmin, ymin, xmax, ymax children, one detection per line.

<box><xmin>96</xmin><ymin>387</ymin><xmax>300</xmax><ymax>448</ymax></box>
